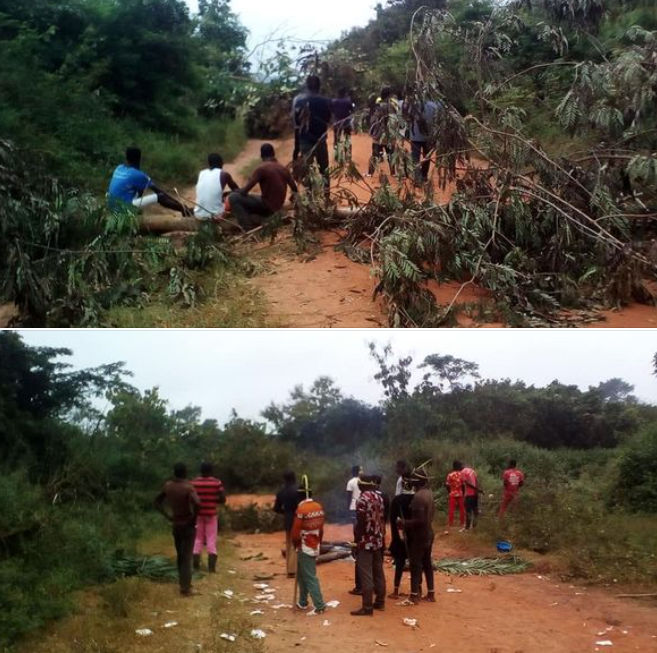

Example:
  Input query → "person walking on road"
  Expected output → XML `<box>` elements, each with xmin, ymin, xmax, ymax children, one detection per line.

<box><xmin>445</xmin><ymin>460</ymin><xmax>466</xmax><ymax>530</ymax></box>
<box><xmin>154</xmin><ymin>463</ymin><xmax>200</xmax><ymax>596</ymax></box>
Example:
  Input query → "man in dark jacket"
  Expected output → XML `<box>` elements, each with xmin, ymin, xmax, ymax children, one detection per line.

<box><xmin>274</xmin><ymin>471</ymin><xmax>301</xmax><ymax>577</ymax></box>
<box><xmin>388</xmin><ymin>475</ymin><xmax>414</xmax><ymax>598</ymax></box>
<box><xmin>293</xmin><ymin>75</ymin><xmax>332</xmax><ymax>201</ymax></box>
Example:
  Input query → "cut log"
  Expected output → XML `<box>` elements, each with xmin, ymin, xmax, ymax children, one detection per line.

<box><xmin>317</xmin><ymin>550</ymin><xmax>353</xmax><ymax>565</ymax></box>
<box><xmin>138</xmin><ymin>206</ymin><xmax>365</xmax><ymax>234</ymax></box>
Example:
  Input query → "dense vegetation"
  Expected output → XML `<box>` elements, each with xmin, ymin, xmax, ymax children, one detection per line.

<box><xmin>2</xmin><ymin>332</ymin><xmax>656</xmax><ymax>646</ymax></box>
<box><xmin>290</xmin><ymin>0</ymin><xmax>657</xmax><ymax>325</ymax></box>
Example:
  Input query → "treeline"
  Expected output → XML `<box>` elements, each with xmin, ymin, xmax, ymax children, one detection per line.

<box><xmin>2</xmin><ymin>332</ymin><xmax>657</xmax><ymax>645</ymax></box>
<box><xmin>0</xmin><ymin>0</ymin><xmax>250</xmax><ymax>189</ymax></box>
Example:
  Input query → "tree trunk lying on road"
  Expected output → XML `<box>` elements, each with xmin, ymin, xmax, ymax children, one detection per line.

<box><xmin>138</xmin><ymin>206</ymin><xmax>364</xmax><ymax>234</ymax></box>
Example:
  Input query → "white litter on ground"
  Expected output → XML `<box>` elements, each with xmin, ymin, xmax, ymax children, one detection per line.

<box><xmin>220</xmin><ymin>633</ymin><xmax>237</xmax><ymax>642</ymax></box>
<box><xmin>322</xmin><ymin>620</ymin><xmax>331</xmax><ymax>626</ymax></box>
<box><xmin>325</xmin><ymin>600</ymin><xmax>340</xmax><ymax>608</ymax></box>
<box><xmin>446</xmin><ymin>588</ymin><xmax>462</xmax><ymax>593</ymax></box>
<box><xmin>163</xmin><ymin>621</ymin><xmax>178</xmax><ymax>628</ymax></box>
<box><xmin>403</xmin><ymin>618</ymin><xmax>418</xmax><ymax>628</ymax></box>
<box><xmin>253</xmin><ymin>583</ymin><xmax>269</xmax><ymax>589</ymax></box>
<box><xmin>263</xmin><ymin>588</ymin><xmax>276</xmax><ymax>594</ymax></box>
<box><xmin>250</xmin><ymin>629</ymin><xmax>267</xmax><ymax>639</ymax></box>
<box><xmin>271</xmin><ymin>604</ymin><xmax>293</xmax><ymax>609</ymax></box>
<box><xmin>135</xmin><ymin>628</ymin><xmax>153</xmax><ymax>636</ymax></box>
<box><xmin>250</xmin><ymin>610</ymin><xmax>265</xmax><ymax>615</ymax></box>
<box><xmin>254</xmin><ymin>594</ymin><xmax>275</xmax><ymax>601</ymax></box>
<box><xmin>227</xmin><ymin>569</ymin><xmax>236</xmax><ymax>574</ymax></box>
<box><xmin>595</xmin><ymin>641</ymin><xmax>613</xmax><ymax>646</ymax></box>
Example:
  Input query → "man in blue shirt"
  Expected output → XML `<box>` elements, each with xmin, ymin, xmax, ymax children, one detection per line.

<box><xmin>107</xmin><ymin>147</ymin><xmax>193</xmax><ymax>215</ymax></box>
<box><xmin>293</xmin><ymin>76</ymin><xmax>332</xmax><ymax>202</ymax></box>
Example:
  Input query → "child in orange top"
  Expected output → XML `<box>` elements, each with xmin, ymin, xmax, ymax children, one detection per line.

<box><xmin>291</xmin><ymin>488</ymin><xmax>326</xmax><ymax>614</ymax></box>
<box><xmin>445</xmin><ymin>460</ymin><xmax>465</xmax><ymax>528</ymax></box>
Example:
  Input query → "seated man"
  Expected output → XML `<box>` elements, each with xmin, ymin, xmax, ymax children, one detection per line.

<box><xmin>194</xmin><ymin>153</ymin><xmax>239</xmax><ymax>220</ymax></box>
<box><xmin>227</xmin><ymin>144</ymin><xmax>298</xmax><ymax>230</ymax></box>
<box><xmin>107</xmin><ymin>146</ymin><xmax>192</xmax><ymax>216</ymax></box>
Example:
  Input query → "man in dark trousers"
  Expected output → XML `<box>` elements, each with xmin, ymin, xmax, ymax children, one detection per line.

<box><xmin>400</xmin><ymin>467</ymin><xmax>435</xmax><ymax>604</ymax></box>
<box><xmin>351</xmin><ymin>475</ymin><xmax>386</xmax><ymax>616</ymax></box>
<box><xmin>388</xmin><ymin>475</ymin><xmax>414</xmax><ymax>598</ymax></box>
<box><xmin>154</xmin><ymin>463</ymin><xmax>200</xmax><ymax>596</ymax></box>
<box><xmin>227</xmin><ymin>143</ymin><xmax>298</xmax><ymax>230</ymax></box>
<box><xmin>331</xmin><ymin>87</ymin><xmax>355</xmax><ymax>158</ymax></box>
<box><xmin>274</xmin><ymin>470</ymin><xmax>301</xmax><ymax>578</ymax></box>
<box><xmin>293</xmin><ymin>75</ymin><xmax>332</xmax><ymax>201</ymax></box>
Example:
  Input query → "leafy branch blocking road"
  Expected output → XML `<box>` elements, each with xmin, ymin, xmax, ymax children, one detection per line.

<box><xmin>297</xmin><ymin>0</ymin><xmax>657</xmax><ymax>326</ymax></box>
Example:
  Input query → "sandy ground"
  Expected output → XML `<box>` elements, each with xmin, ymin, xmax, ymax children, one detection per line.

<box><xmin>21</xmin><ymin>495</ymin><xmax>657</xmax><ymax>653</ymax></box>
<box><xmin>142</xmin><ymin>132</ymin><xmax>657</xmax><ymax>328</ymax></box>
<box><xmin>235</xmin><ymin>521</ymin><xmax>657</xmax><ymax>653</ymax></box>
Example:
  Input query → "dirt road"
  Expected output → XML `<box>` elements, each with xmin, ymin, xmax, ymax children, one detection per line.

<box><xmin>22</xmin><ymin>495</ymin><xmax>657</xmax><ymax>653</ymax></box>
<box><xmin>236</xmin><ymin>522</ymin><xmax>657</xmax><ymax>653</ymax></box>
<box><xmin>144</xmin><ymin>133</ymin><xmax>657</xmax><ymax>329</ymax></box>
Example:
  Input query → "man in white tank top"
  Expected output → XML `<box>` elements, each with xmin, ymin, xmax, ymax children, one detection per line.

<box><xmin>194</xmin><ymin>153</ymin><xmax>239</xmax><ymax>219</ymax></box>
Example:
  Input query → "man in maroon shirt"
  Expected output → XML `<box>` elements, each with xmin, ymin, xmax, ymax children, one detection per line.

<box><xmin>227</xmin><ymin>143</ymin><xmax>298</xmax><ymax>229</ymax></box>
<box><xmin>154</xmin><ymin>463</ymin><xmax>200</xmax><ymax>596</ymax></box>
<box><xmin>191</xmin><ymin>461</ymin><xmax>226</xmax><ymax>573</ymax></box>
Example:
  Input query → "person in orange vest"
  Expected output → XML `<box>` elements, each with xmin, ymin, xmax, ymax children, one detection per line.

<box><xmin>291</xmin><ymin>483</ymin><xmax>326</xmax><ymax>615</ymax></box>
<box><xmin>445</xmin><ymin>460</ymin><xmax>465</xmax><ymax>529</ymax></box>
<box><xmin>499</xmin><ymin>459</ymin><xmax>525</xmax><ymax>517</ymax></box>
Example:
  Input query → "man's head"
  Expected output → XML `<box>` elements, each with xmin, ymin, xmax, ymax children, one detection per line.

<box><xmin>380</xmin><ymin>86</ymin><xmax>392</xmax><ymax>101</ymax></box>
<box><xmin>351</xmin><ymin>465</ymin><xmax>362</xmax><ymax>478</ymax></box>
<box><xmin>306</xmin><ymin>75</ymin><xmax>321</xmax><ymax>93</ymax></box>
<box><xmin>126</xmin><ymin>146</ymin><xmax>142</xmax><ymax>169</ymax></box>
<box><xmin>509</xmin><ymin>459</ymin><xmax>517</xmax><ymax>468</ymax></box>
<box><xmin>173</xmin><ymin>462</ymin><xmax>187</xmax><ymax>479</ymax></box>
<box><xmin>372</xmin><ymin>474</ymin><xmax>382</xmax><ymax>488</ymax></box>
<box><xmin>208</xmin><ymin>153</ymin><xmax>223</xmax><ymax>169</ymax></box>
<box><xmin>283</xmin><ymin>470</ymin><xmax>296</xmax><ymax>485</ymax></box>
<box><xmin>452</xmin><ymin>460</ymin><xmax>463</xmax><ymax>471</ymax></box>
<box><xmin>261</xmin><ymin>143</ymin><xmax>275</xmax><ymax>160</ymax></box>
<box><xmin>395</xmin><ymin>460</ymin><xmax>409</xmax><ymax>476</ymax></box>
<box><xmin>200</xmin><ymin>461</ymin><xmax>213</xmax><ymax>476</ymax></box>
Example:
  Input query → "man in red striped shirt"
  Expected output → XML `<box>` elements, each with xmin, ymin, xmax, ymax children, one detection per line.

<box><xmin>191</xmin><ymin>462</ymin><xmax>226</xmax><ymax>572</ymax></box>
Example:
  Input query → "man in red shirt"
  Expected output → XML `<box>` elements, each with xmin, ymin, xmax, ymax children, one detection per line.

<box><xmin>191</xmin><ymin>462</ymin><xmax>226</xmax><ymax>572</ymax></box>
<box><xmin>227</xmin><ymin>143</ymin><xmax>298</xmax><ymax>230</ymax></box>
<box><xmin>445</xmin><ymin>460</ymin><xmax>465</xmax><ymax>529</ymax></box>
<box><xmin>154</xmin><ymin>463</ymin><xmax>200</xmax><ymax>596</ymax></box>
<box><xmin>499</xmin><ymin>459</ymin><xmax>525</xmax><ymax>517</ymax></box>
<box><xmin>351</xmin><ymin>475</ymin><xmax>386</xmax><ymax>616</ymax></box>
<box><xmin>461</xmin><ymin>464</ymin><xmax>482</xmax><ymax>529</ymax></box>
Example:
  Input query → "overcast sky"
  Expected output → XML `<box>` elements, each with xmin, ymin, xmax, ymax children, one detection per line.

<box><xmin>185</xmin><ymin>0</ymin><xmax>376</xmax><ymax>59</ymax></box>
<box><xmin>14</xmin><ymin>329</ymin><xmax>657</xmax><ymax>424</ymax></box>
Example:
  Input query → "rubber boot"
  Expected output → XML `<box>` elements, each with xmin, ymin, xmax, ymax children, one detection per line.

<box><xmin>208</xmin><ymin>554</ymin><xmax>217</xmax><ymax>573</ymax></box>
<box><xmin>193</xmin><ymin>554</ymin><xmax>201</xmax><ymax>571</ymax></box>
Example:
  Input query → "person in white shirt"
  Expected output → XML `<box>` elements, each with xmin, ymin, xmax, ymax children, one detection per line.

<box><xmin>395</xmin><ymin>460</ymin><xmax>410</xmax><ymax>496</ymax></box>
<box><xmin>346</xmin><ymin>465</ymin><xmax>363</xmax><ymax>595</ymax></box>
<box><xmin>194</xmin><ymin>153</ymin><xmax>239</xmax><ymax>220</ymax></box>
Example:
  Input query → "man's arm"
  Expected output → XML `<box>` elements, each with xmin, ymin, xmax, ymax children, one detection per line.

<box><xmin>273</xmin><ymin>490</ymin><xmax>284</xmax><ymax>515</ymax></box>
<box><xmin>222</xmin><ymin>171</ymin><xmax>240</xmax><ymax>192</ymax></box>
<box><xmin>239</xmin><ymin>169</ymin><xmax>260</xmax><ymax>196</ymax></box>
<box><xmin>217</xmin><ymin>485</ymin><xmax>226</xmax><ymax>505</ymax></box>
<box><xmin>354</xmin><ymin>507</ymin><xmax>366</xmax><ymax>544</ymax></box>
<box><xmin>285</xmin><ymin>169</ymin><xmax>298</xmax><ymax>195</ymax></box>
<box><xmin>189</xmin><ymin>488</ymin><xmax>201</xmax><ymax>519</ymax></box>
<box><xmin>154</xmin><ymin>490</ymin><xmax>172</xmax><ymax>521</ymax></box>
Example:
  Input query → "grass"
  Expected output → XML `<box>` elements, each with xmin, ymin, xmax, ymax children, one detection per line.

<box><xmin>104</xmin><ymin>260</ymin><xmax>273</xmax><ymax>328</ymax></box>
<box><xmin>17</xmin><ymin>529</ymin><xmax>266</xmax><ymax>653</ymax></box>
